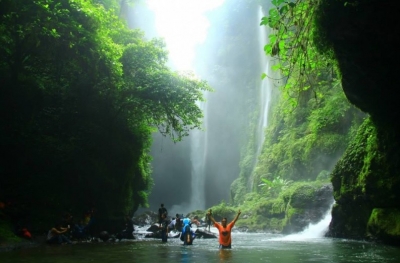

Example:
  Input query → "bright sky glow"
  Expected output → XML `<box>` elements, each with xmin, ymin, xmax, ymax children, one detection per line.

<box><xmin>147</xmin><ymin>0</ymin><xmax>225</xmax><ymax>71</ymax></box>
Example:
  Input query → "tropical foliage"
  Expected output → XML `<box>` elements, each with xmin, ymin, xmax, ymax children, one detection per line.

<box><xmin>259</xmin><ymin>176</ymin><xmax>293</xmax><ymax>197</ymax></box>
<box><xmin>0</xmin><ymin>0</ymin><xmax>210</xmax><ymax>231</ymax></box>
<box><xmin>230</xmin><ymin>0</ymin><xmax>365</xmax><ymax>204</ymax></box>
<box><xmin>260</xmin><ymin>0</ymin><xmax>335</xmax><ymax>108</ymax></box>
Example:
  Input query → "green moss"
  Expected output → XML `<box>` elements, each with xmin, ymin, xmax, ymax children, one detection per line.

<box><xmin>367</xmin><ymin>208</ymin><xmax>400</xmax><ymax>238</ymax></box>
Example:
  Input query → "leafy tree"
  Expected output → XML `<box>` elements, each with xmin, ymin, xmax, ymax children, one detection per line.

<box><xmin>0</xmin><ymin>0</ymin><xmax>210</xmax><ymax>231</ymax></box>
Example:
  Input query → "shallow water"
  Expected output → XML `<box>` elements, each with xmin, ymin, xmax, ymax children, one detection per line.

<box><xmin>1</xmin><ymin>230</ymin><xmax>400</xmax><ymax>263</ymax></box>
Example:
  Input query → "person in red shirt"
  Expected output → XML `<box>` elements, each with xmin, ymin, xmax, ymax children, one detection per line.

<box><xmin>207</xmin><ymin>210</ymin><xmax>241</xmax><ymax>249</ymax></box>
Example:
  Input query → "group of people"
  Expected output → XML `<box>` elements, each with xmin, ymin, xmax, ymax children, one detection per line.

<box><xmin>157</xmin><ymin>204</ymin><xmax>242</xmax><ymax>249</ymax></box>
<box><xmin>47</xmin><ymin>210</ymin><xmax>95</xmax><ymax>245</ymax></box>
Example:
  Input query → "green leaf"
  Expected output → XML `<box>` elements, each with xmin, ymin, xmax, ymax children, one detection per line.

<box><xmin>261</xmin><ymin>72</ymin><xmax>267</xmax><ymax>80</ymax></box>
<box><xmin>279</xmin><ymin>5</ymin><xmax>289</xmax><ymax>15</ymax></box>
<box><xmin>260</xmin><ymin>16</ymin><xmax>269</xmax><ymax>26</ymax></box>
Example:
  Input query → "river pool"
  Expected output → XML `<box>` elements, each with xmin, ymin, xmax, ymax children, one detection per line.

<box><xmin>1</xmin><ymin>230</ymin><xmax>400</xmax><ymax>263</ymax></box>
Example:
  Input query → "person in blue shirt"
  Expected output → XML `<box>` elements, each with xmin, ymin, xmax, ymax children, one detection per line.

<box><xmin>180</xmin><ymin>218</ymin><xmax>196</xmax><ymax>245</ymax></box>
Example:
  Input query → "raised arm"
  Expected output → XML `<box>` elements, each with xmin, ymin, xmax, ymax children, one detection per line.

<box><xmin>207</xmin><ymin>210</ymin><xmax>217</xmax><ymax>224</ymax></box>
<box><xmin>233</xmin><ymin>210</ymin><xmax>241</xmax><ymax>224</ymax></box>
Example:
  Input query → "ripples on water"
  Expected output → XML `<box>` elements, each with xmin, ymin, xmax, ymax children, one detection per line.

<box><xmin>1</xmin><ymin>229</ymin><xmax>400</xmax><ymax>263</ymax></box>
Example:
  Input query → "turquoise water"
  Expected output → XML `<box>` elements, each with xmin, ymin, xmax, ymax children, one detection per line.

<box><xmin>1</xmin><ymin>232</ymin><xmax>400</xmax><ymax>263</ymax></box>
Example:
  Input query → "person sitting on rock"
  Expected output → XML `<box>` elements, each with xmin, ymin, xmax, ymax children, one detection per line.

<box><xmin>167</xmin><ymin>214</ymin><xmax>182</xmax><ymax>232</ymax></box>
<box><xmin>47</xmin><ymin>223</ymin><xmax>72</xmax><ymax>245</ymax></box>
<box><xmin>17</xmin><ymin>227</ymin><xmax>32</xmax><ymax>240</ymax></box>
<box><xmin>72</xmin><ymin>220</ymin><xmax>88</xmax><ymax>240</ymax></box>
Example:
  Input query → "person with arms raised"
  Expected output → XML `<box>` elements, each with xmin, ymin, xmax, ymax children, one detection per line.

<box><xmin>207</xmin><ymin>210</ymin><xmax>241</xmax><ymax>249</ymax></box>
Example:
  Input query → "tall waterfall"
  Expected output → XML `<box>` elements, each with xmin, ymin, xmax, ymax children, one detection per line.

<box><xmin>248</xmin><ymin>6</ymin><xmax>274</xmax><ymax>190</ymax></box>
<box><xmin>132</xmin><ymin>1</ymin><xmax>274</xmax><ymax>211</ymax></box>
<box><xmin>190</xmin><ymin>99</ymin><xmax>207</xmax><ymax>210</ymax></box>
<box><xmin>256</xmin><ymin>6</ymin><xmax>273</xmax><ymax>153</ymax></box>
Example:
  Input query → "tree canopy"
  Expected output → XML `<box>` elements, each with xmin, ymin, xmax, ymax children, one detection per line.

<box><xmin>0</xmin><ymin>0</ymin><xmax>210</xmax><ymax>230</ymax></box>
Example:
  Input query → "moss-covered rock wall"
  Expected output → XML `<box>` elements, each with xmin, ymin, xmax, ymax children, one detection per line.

<box><xmin>327</xmin><ymin>118</ymin><xmax>400</xmax><ymax>244</ymax></box>
<box><xmin>314</xmin><ymin>0</ymin><xmax>400</xmax><ymax>245</ymax></box>
<box><xmin>234</xmin><ymin>182</ymin><xmax>333</xmax><ymax>233</ymax></box>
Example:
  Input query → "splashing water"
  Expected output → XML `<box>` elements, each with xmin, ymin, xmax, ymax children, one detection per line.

<box><xmin>273</xmin><ymin>201</ymin><xmax>334</xmax><ymax>241</ymax></box>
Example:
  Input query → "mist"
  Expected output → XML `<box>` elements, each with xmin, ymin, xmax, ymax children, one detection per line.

<box><xmin>130</xmin><ymin>0</ymin><xmax>269</xmax><ymax>216</ymax></box>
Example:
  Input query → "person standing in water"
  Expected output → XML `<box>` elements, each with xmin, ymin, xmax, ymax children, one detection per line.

<box><xmin>158</xmin><ymin>203</ymin><xmax>167</xmax><ymax>224</ymax></box>
<box><xmin>159</xmin><ymin>213</ymin><xmax>169</xmax><ymax>242</ymax></box>
<box><xmin>205</xmin><ymin>209</ymin><xmax>212</xmax><ymax>231</ymax></box>
<box><xmin>207</xmin><ymin>210</ymin><xmax>241</xmax><ymax>249</ymax></box>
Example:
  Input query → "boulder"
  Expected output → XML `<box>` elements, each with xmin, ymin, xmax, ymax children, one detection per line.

<box><xmin>194</xmin><ymin>228</ymin><xmax>218</xmax><ymax>239</ymax></box>
<box><xmin>146</xmin><ymin>224</ymin><xmax>160</xmax><ymax>233</ymax></box>
<box><xmin>99</xmin><ymin>231</ymin><xmax>110</xmax><ymax>242</ymax></box>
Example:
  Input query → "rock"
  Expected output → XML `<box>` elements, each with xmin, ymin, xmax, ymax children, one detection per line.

<box><xmin>146</xmin><ymin>224</ymin><xmax>160</xmax><ymax>233</ymax></box>
<box><xmin>99</xmin><ymin>231</ymin><xmax>110</xmax><ymax>242</ymax></box>
<box><xmin>144</xmin><ymin>231</ymin><xmax>180</xmax><ymax>239</ymax></box>
<box><xmin>194</xmin><ymin>228</ymin><xmax>217</xmax><ymax>239</ymax></box>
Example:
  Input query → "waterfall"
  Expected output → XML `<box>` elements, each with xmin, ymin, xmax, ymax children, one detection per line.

<box><xmin>276</xmin><ymin>201</ymin><xmax>335</xmax><ymax>241</ymax></box>
<box><xmin>248</xmin><ymin>6</ymin><xmax>274</xmax><ymax>190</ymax></box>
<box><xmin>256</xmin><ymin>6</ymin><xmax>273</xmax><ymax>152</ymax></box>
<box><xmin>189</xmin><ymin>99</ymin><xmax>207</xmax><ymax>211</ymax></box>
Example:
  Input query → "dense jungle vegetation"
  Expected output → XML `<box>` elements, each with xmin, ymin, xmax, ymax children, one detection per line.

<box><xmin>2</xmin><ymin>0</ymin><xmax>388</xmax><ymax>244</ymax></box>
<box><xmin>0</xmin><ymin>0</ymin><xmax>211</xmax><ymax>235</ymax></box>
<box><xmin>223</xmin><ymin>0</ymin><xmax>365</xmax><ymax>231</ymax></box>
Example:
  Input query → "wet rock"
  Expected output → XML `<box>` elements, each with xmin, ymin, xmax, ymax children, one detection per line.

<box><xmin>194</xmin><ymin>228</ymin><xmax>217</xmax><ymax>239</ymax></box>
<box><xmin>99</xmin><ymin>231</ymin><xmax>110</xmax><ymax>242</ymax></box>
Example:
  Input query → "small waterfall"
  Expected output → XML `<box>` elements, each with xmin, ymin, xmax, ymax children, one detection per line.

<box><xmin>278</xmin><ymin>201</ymin><xmax>335</xmax><ymax>241</ymax></box>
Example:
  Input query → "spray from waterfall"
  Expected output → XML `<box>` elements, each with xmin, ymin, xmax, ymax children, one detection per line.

<box><xmin>274</xmin><ymin>201</ymin><xmax>335</xmax><ymax>241</ymax></box>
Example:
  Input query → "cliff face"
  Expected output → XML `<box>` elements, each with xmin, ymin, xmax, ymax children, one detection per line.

<box><xmin>317</xmin><ymin>0</ymin><xmax>400</xmax><ymax>123</ymax></box>
<box><xmin>316</xmin><ymin>0</ymin><xmax>400</xmax><ymax>244</ymax></box>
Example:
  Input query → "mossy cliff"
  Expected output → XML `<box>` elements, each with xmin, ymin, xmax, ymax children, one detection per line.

<box><xmin>315</xmin><ymin>0</ymin><xmax>400</xmax><ymax>245</ymax></box>
<box><xmin>327</xmin><ymin>118</ymin><xmax>400</xmax><ymax>244</ymax></box>
<box><xmin>198</xmin><ymin>182</ymin><xmax>333</xmax><ymax>233</ymax></box>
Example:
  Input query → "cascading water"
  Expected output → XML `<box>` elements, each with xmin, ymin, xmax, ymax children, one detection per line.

<box><xmin>190</xmin><ymin>99</ymin><xmax>207</xmax><ymax>210</ymax></box>
<box><xmin>256</xmin><ymin>6</ymin><xmax>273</xmax><ymax>151</ymax></box>
<box><xmin>248</xmin><ymin>6</ymin><xmax>275</xmax><ymax>190</ymax></box>
<box><xmin>134</xmin><ymin>1</ymin><xmax>279</xmax><ymax>211</ymax></box>
<box><xmin>275</xmin><ymin>201</ymin><xmax>335</xmax><ymax>241</ymax></box>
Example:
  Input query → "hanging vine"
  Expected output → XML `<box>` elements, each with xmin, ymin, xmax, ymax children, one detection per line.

<box><xmin>261</xmin><ymin>0</ymin><xmax>336</xmax><ymax>109</ymax></box>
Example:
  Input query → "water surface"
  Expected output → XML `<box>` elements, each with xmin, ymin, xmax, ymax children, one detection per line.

<box><xmin>1</xmin><ymin>232</ymin><xmax>400</xmax><ymax>263</ymax></box>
